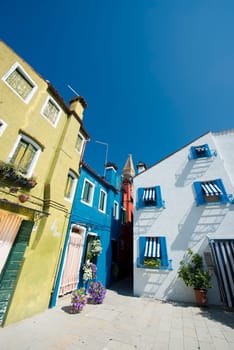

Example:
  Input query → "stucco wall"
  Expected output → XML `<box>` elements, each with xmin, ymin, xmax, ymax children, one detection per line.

<box><xmin>133</xmin><ymin>131</ymin><xmax>234</xmax><ymax>305</ymax></box>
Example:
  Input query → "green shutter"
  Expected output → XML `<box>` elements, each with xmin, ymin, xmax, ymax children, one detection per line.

<box><xmin>0</xmin><ymin>220</ymin><xmax>34</xmax><ymax>325</ymax></box>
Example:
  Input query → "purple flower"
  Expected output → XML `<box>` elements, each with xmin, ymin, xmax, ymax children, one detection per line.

<box><xmin>88</xmin><ymin>281</ymin><xmax>106</xmax><ymax>304</ymax></box>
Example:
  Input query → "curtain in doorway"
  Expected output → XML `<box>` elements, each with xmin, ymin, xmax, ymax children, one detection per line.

<box><xmin>59</xmin><ymin>231</ymin><xmax>84</xmax><ymax>296</ymax></box>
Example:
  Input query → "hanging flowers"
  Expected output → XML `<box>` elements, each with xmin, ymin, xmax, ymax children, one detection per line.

<box><xmin>83</xmin><ymin>260</ymin><xmax>97</xmax><ymax>282</ymax></box>
<box><xmin>90</xmin><ymin>239</ymin><xmax>102</xmax><ymax>257</ymax></box>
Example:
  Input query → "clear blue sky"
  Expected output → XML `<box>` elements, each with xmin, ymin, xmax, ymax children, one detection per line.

<box><xmin>1</xmin><ymin>1</ymin><xmax>234</xmax><ymax>176</ymax></box>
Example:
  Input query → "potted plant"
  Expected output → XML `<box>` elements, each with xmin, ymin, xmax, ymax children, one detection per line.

<box><xmin>178</xmin><ymin>248</ymin><xmax>212</xmax><ymax>306</ymax></box>
<box><xmin>88</xmin><ymin>281</ymin><xmax>106</xmax><ymax>304</ymax></box>
<box><xmin>71</xmin><ymin>287</ymin><xmax>87</xmax><ymax>313</ymax></box>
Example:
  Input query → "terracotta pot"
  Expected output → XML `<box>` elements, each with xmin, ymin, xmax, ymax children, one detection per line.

<box><xmin>194</xmin><ymin>288</ymin><xmax>208</xmax><ymax>306</ymax></box>
<box><xmin>18</xmin><ymin>194</ymin><xmax>29</xmax><ymax>203</ymax></box>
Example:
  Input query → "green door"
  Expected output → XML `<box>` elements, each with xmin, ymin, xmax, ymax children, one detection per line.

<box><xmin>0</xmin><ymin>220</ymin><xmax>34</xmax><ymax>325</ymax></box>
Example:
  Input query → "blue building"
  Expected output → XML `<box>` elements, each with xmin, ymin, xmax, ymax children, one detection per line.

<box><xmin>51</xmin><ymin>161</ymin><xmax>122</xmax><ymax>306</ymax></box>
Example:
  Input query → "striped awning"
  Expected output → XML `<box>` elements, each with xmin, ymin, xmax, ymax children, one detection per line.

<box><xmin>209</xmin><ymin>239</ymin><xmax>234</xmax><ymax>308</ymax></box>
<box><xmin>142</xmin><ymin>187</ymin><xmax>156</xmax><ymax>202</ymax></box>
<box><xmin>144</xmin><ymin>237</ymin><xmax>160</xmax><ymax>258</ymax></box>
<box><xmin>201</xmin><ymin>182</ymin><xmax>223</xmax><ymax>196</ymax></box>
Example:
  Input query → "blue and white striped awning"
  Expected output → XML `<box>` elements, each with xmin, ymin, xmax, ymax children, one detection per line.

<box><xmin>209</xmin><ymin>239</ymin><xmax>234</xmax><ymax>308</ymax></box>
<box><xmin>201</xmin><ymin>182</ymin><xmax>223</xmax><ymax>196</ymax></box>
<box><xmin>144</xmin><ymin>237</ymin><xmax>160</xmax><ymax>258</ymax></box>
<box><xmin>142</xmin><ymin>188</ymin><xmax>156</xmax><ymax>202</ymax></box>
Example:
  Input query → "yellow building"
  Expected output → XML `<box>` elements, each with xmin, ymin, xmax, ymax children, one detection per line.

<box><xmin>0</xmin><ymin>40</ymin><xmax>89</xmax><ymax>326</ymax></box>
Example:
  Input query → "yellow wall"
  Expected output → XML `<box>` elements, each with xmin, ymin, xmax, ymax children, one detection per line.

<box><xmin>0</xmin><ymin>40</ymin><xmax>87</xmax><ymax>325</ymax></box>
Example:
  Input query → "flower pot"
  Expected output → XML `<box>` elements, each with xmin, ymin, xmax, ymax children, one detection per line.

<box><xmin>18</xmin><ymin>194</ymin><xmax>30</xmax><ymax>203</ymax></box>
<box><xmin>194</xmin><ymin>288</ymin><xmax>208</xmax><ymax>306</ymax></box>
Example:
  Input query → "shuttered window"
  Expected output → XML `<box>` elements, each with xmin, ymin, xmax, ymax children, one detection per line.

<box><xmin>194</xmin><ymin>179</ymin><xmax>229</xmax><ymax>205</ymax></box>
<box><xmin>137</xmin><ymin>186</ymin><xmax>164</xmax><ymax>209</ymax></box>
<box><xmin>138</xmin><ymin>236</ymin><xmax>172</xmax><ymax>270</ymax></box>
<box><xmin>189</xmin><ymin>144</ymin><xmax>212</xmax><ymax>159</ymax></box>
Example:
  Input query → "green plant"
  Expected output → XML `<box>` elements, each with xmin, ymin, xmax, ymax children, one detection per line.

<box><xmin>71</xmin><ymin>288</ymin><xmax>87</xmax><ymax>313</ymax></box>
<box><xmin>178</xmin><ymin>249</ymin><xmax>211</xmax><ymax>290</ymax></box>
<box><xmin>143</xmin><ymin>257</ymin><xmax>161</xmax><ymax>268</ymax></box>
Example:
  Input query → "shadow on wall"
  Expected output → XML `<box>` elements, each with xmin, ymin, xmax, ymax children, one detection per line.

<box><xmin>175</xmin><ymin>158</ymin><xmax>213</xmax><ymax>187</ymax></box>
<box><xmin>135</xmin><ymin>208</ymin><xmax>164</xmax><ymax>236</ymax></box>
<box><xmin>171</xmin><ymin>202</ymin><xmax>229</xmax><ymax>251</ymax></box>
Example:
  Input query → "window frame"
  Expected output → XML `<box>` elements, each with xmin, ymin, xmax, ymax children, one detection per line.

<box><xmin>64</xmin><ymin>170</ymin><xmax>77</xmax><ymax>202</ymax></box>
<box><xmin>81</xmin><ymin>178</ymin><xmax>95</xmax><ymax>206</ymax></box>
<box><xmin>75</xmin><ymin>132</ymin><xmax>85</xmax><ymax>154</ymax></box>
<box><xmin>137</xmin><ymin>236</ymin><xmax>172</xmax><ymax>270</ymax></box>
<box><xmin>7</xmin><ymin>133</ymin><xmax>41</xmax><ymax>177</ymax></box>
<box><xmin>40</xmin><ymin>96</ymin><xmax>62</xmax><ymax>127</ymax></box>
<box><xmin>113</xmin><ymin>201</ymin><xmax>119</xmax><ymax>220</ymax></box>
<box><xmin>98</xmin><ymin>189</ymin><xmax>107</xmax><ymax>213</ymax></box>
<box><xmin>193</xmin><ymin>179</ymin><xmax>229</xmax><ymax>205</ymax></box>
<box><xmin>189</xmin><ymin>144</ymin><xmax>213</xmax><ymax>160</ymax></box>
<box><xmin>137</xmin><ymin>185</ymin><xmax>164</xmax><ymax>209</ymax></box>
<box><xmin>2</xmin><ymin>62</ymin><xmax>38</xmax><ymax>104</ymax></box>
<box><xmin>0</xmin><ymin>119</ymin><xmax>7</xmax><ymax>136</ymax></box>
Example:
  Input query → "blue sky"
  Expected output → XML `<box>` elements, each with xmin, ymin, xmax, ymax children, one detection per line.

<box><xmin>1</xmin><ymin>1</ymin><xmax>234</xmax><ymax>176</ymax></box>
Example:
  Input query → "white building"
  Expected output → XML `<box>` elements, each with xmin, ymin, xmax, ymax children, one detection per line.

<box><xmin>133</xmin><ymin>129</ymin><xmax>234</xmax><ymax>307</ymax></box>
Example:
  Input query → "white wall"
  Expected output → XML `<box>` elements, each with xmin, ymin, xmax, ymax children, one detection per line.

<box><xmin>133</xmin><ymin>131</ymin><xmax>234</xmax><ymax>305</ymax></box>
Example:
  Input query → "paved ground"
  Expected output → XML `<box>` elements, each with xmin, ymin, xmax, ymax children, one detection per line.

<box><xmin>1</xmin><ymin>279</ymin><xmax>234</xmax><ymax>350</ymax></box>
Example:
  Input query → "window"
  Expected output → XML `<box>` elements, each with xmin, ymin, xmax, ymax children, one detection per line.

<box><xmin>0</xmin><ymin>119</ymin><xmax>7</xmax><ymax>136</ymax></box>
<box><xmin>41</xmin><ymin>97</ymin><xmax>61</xmax><ymax>126</ymax></box>
<box><xmin>2</xmin><ymin>62</ymin><xmax>37</xmax><ymax>103</ymax></box>
<box><xmin>193</xmin><ymin>179</ymin><xmax>229</xmax><ymax>205</ymax></box>
<box><xmin>188</xmin><ymin>144</ymin><xmax>216</xmax><ymax>160</ymax></box>
<box><xmin>81</xmin><ymin>179</ymin><xmax>94</xmax><ymax>206</ymax></box>
<box><xmin>8</xmin><ymin>134</ymin><xmax>41</xmax><ymax>177</ymax></box>
<box><xmin>138</xmin><ymin>236</ymin><xmax>172</xmax><ymax>270</ymax></box>
<box><xmin>121</xmin><ymin>208</ymin><xmax>127</xmax><ymax>224</ymax></box>
<box><xmin>137</xmin><ymin>186</ymin><xmax>164</xmax><ymax>209</ymax></box>
<box><xmin>64</xmin><ymin>170</ymin><xmax>77</xmax><ymax>201</ymax></box>
<box><xmin>84</xmin><ymin>234</ymin><xmax>100</xmax><ymax>264</ymax></box>
<box><xmin>113</xmin><ymin>201</ymin><xmax>119</xmax><ymax>220</ymax></box>
<box><xmin>98</xmin><ymin>189</ymin><xmax>107</xmax><ymax>213</ymax></box>
<box><xmin>75</xmin><ymin>133</ymin><xmax>84</xmax><ymax>153</ymax></box>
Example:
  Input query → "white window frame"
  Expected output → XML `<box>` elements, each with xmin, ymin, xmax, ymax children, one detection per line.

<box><xmin>40</xmin><ymin>96</ymin><xmax>62</xmax><ymax>127</ymax></box>
<box><xmin>2</xmin><ymin>62</ymin><xmax>38</xmax><ymax>104</ymax></box>
<box><xmin>81</xmin><ymin>178</ymin><xmax>95</xmax><ymax>206</ymax></box>
<box><xmin>75</xmin><ymin>132</ymin><xmax>85</xmax><ymax>153</ymax></box>
<box><xmin>7</xmin><ymin>133</ymin><xmax>41</xmax><ymax>177</ymax></box>
<box><xmin>0</xmin><ymin>119</ymin><xmax>7</xmax><ymax>136</ymax></box>
<box><xmin>98</xmin><ymin>189</ymin><xmax>107</xmax><ymax>213</ymax></box>
<box><xmin>113</xmin><ymin>200</ymin><xmax>119</xmax><ymax>220</ymax></box>
<box><xmin>64</xmin><ymin>170</ymin><xmax>77</xmax><ymax>202</ymax></box>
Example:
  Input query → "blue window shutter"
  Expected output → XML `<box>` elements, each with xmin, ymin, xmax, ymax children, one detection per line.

<box><xmin>193</xmin><ymin>182</ymin><xmax>205</xmax><ymax>205</ymax></box>
<box><xmin>204</xmin><ymin>144</ymin><xmax>211</xmax><ymax>157</ymax></box>
<box><xmin>155</xmin><ymin>186</ymin><xmax>163</xmax><ymax>208</ymax></box>
<box><xmin>215</xmin><ymin>178</ymin><xmax>228</xmax><ymax>203</ymax></box>
<box><xmin>160</xmin><ymin>236</ymin><xmax>168</xmax><ymax>267</ymax></box>
<box><xmin>139</xmin><ymin>237</ymin><xmax>146</xmax><ymax>265</ymax></box>
<box><xmin>190</xmin><ymin>146</ymin><xmax>197</xmax><ymax>159</ymax></box>
<box><xmin>137</xmin><ymin>188</ymin><xmax>144</xmax><ymax>209</ymax></box>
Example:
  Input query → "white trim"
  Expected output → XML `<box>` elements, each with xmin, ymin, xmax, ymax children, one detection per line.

<box><xmin>2</xmin><ymin>62</ymin><xmax>38</xmax><ymax>104</ymax></box>
<box><xmin>40</xmin><ymin>96</ymin><xmax>62</xmax><ymax>127</ymax></box>
<box><xmin>81</xmin><ymin>178</ymin><xmax>95</xmax><ymax>207</ymax></box>
<box><xmin>113</xmin><ymin>200</ymin><xmax>119</xmax><ymax>220</ymax></box>
<box><xmin>98</xmin><ymin>189</ymin><xmax>107</xmax><ymax>213</ymax></box>
<box><xmin>7</xmin><ymin>133</ymin><xmax>41</xmax><ymax>178</ymax></box>
<box><xmin>64</xmin><ymin>170</ymin><xmax>77</xmax><ymax>202</ymax></box>
<box><xmin>0</xmin><ymin>119</ymin><xmax>7</xmax><ymax>136</ymax></box>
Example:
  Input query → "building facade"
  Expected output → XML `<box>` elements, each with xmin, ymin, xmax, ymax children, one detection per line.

<box><xmin>0</xmin><ymin>40</ymin><xmax>89</xmax><ymax>325</ymax></box>
<box><xmin>133</xmin><ymin>130</ymin><xmax>234</xmax><ymax>308</ymax></box>
<box><xmin>51</xmin><ymin>161</ymin><xmax>122</xmax><ymax>306</ymax></box>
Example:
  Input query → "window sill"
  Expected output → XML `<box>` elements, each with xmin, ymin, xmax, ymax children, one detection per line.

<box><xmin>137</xmin><ymin>260</ymin><xmax>173</xmax><ymax>271</ymax></box>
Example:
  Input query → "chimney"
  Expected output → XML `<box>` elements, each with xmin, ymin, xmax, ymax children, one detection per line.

<box><xmin>137</xmin><ymin>161</ymin><xmax>147</xmax><ymax>174</ymax></box>
<box><xmin>105</xmin><ymin>162</ymin><xmax>118</xmax><ymax>187</ymax></box>
<box><xmin>69</xmin><ymin>96</ymin><xmax>87</xmax><ymax>120</ymax></box>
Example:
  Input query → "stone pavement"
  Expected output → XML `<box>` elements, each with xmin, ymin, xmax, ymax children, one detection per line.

<box><xmin>0</xmin><ymin>282</ymin><xmax>234</xmax><ymax>350</ymax></box>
